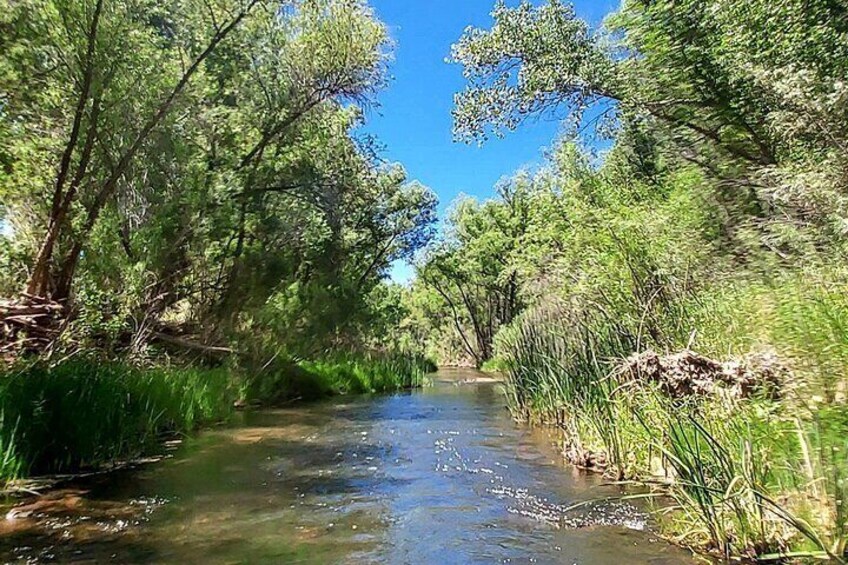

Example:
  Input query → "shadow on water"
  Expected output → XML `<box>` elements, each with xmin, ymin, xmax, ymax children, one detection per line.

<box><xmin>0</xmin><ymin>369</ymin><xmax>700</xmax><ymax>564</ymax></box>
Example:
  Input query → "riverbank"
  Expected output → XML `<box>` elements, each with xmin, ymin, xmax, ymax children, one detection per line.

<box><xmin>0</xmin><ymin>352</ymin><xmax>435</xmax><ymax>485</ymax></box>
<box><xmin>0</xmin><ymin>369</ymin><xmax>696</xmax><ymax>564</ymax></box>
<box><xmin>495</xmin><ymin>275</ymin><xmax>848</xmax><ymax>563</ymax></box>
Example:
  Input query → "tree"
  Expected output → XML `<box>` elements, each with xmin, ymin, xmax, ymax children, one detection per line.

<box><xmin>417</xmin><ymin>179</ymin><xmax>532</xmax><ymax>365</ymax></box>
<box><xmin>451</xmin><ymin>0</ymin><xmax>848</xmax><ymax>180</ymax></box>
<box><xmin>0</xmin><ymin>0</ymin><xmax>437</xmax><ymax>356</ymax></box>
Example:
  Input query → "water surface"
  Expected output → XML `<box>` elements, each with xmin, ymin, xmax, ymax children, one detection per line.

<box><xmin>0</xmin><ymin>369</ymin><xmax>695</xmax><ymax>564</ymax></box>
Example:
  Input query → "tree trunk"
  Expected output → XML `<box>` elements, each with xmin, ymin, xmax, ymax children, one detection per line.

<box><xmin>26</xmin><ymin>0</ymin><xmax>104</xmax><ymax>299</ymax></box>
<box><xmin>48</xmin><ymin>1</ymin><xmax>259</xmax><ymax>302</ymax></box>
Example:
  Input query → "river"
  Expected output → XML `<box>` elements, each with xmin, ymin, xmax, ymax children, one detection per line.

<box><xmin>0</xmin><ymin>369</ymin><xmax>696</xmax><ymax>563</ymax></box>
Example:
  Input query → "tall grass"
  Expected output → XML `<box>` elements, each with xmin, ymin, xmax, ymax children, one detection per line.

<box><xmin>299</xmin><ymin>350</ymin><xmax>435</xmax><ymax>395</ymax></box>
<box><xmin>649</xmin><ymin>400</ymin><xmax>789</xmax><ymax>559</ymax></box>
<box><xmin>495</xmin><ymin>268</ymin><xmax>848</xmax><ymax>561</ymax></box>
<box><xmin>0</xmin><ymin>349</ymin><xmax>435</xmax><ymax>484</ymax></box>
<box><xmin>218</xmin><ymin>337</ymin><xmax>439</xmax><ymax>406</ymax></box>
<box><xmin>0</xmin><ymin>359</ymin><xmax>236</xmax><ymax>481</ymax></box>
<box><xmin>496</xmin><ymin>304</ymin><xmax>642</xmax><ymax>478</ymax></box>
<box><xmin>685</xmin><ymin>272</ymin><xmax>848</xmax><ymax>560</ymax></box>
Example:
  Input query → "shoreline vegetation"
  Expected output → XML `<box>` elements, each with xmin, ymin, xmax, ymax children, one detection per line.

<box><xmin>495</xmin><ymin>284</ymin><xmax>848</xmax><ymax>562</ymax></box>
<box><xmin>402</xmin><ymin>0</ymin><xmax>848</xmax><ymax>562</ymax></box>
<box><xmin>0</xmin><ymin>352</ymin><xmax>434</xmax><ymax>486</ymax></box>
<box><xmin>0</xmin><ymin>0</ymin><xmax>438</xmax><ymax>501</ymax></box>
<box><xmin>1</xmin><ymin>0</ymin><xmax>847</xmax><ymax>562</ymax></box>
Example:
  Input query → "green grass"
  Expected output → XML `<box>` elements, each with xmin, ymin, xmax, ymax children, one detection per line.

<box><xmin>479</xmin><ymin>358</ymin><xmax>508</xmax><ymax>373</ymax></box>
<box><xmin>240</xmin><ymin>350</ymin><xmax>436</xmax><ymax>403</ymax></box>
<box><xmin>496</xmin><ymin>304</ymin><xmax>640</xmax><ymax>478</ymax></box>
<box><xmin>0</xmin><ymin>359</ymin><xmax>236</xmax><ymax>480</ymax></box>
<box><xmin>495</xmin><ymin>268</ymin><xmax>848</xmax><ymax>561</ymax></box>
<box><xmin>299</xmin><ymin>351</ymin><xmax>435</xmax><ymax>395</ymax></box>
<box><xmin>0</xmin><ymin>350</ymin><xmax>435</xmax><ymax>484</ymax></box>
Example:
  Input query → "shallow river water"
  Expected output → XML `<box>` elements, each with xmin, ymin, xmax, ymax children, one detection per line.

<box><xmin>0</xmin><ymin>369</ymin><xmax>696</xmax><ymax>564</ymax></box>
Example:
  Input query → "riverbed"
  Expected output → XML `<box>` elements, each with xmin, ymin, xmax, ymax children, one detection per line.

<box><xmin>0</xmin><ymin>369</ymin><xmax>695</xmax><ymax>563</ymax></box>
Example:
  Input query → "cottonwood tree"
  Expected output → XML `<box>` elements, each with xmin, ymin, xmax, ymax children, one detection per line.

<box><xmin>1</xmin><ymin>0</ymin><xmax>267</xmax><ymax>303</ymax></box>
<box><xmin>0</xmin><ymin>0</ymin><xmax>438</xmax><ymax>355</ymax></box>
<box><xmin>452</xmin><ymin>0</ymin><xmax>848</xmax><ymax>182</ymax></box>
<box><xmin>417</xmin><ymin>180</ymin><xmax>531</xmax><ymax>366</ymax></box>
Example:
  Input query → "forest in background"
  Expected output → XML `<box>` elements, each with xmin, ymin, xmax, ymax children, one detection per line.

<box><xmin>406</xmin><ymin>0</ymin><xmax>848</xmax><ymax>561</ymax></box>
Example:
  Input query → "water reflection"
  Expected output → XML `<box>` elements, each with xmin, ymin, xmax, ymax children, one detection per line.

<box><xmin>0</xmin><ymin>369</ymin><xmax>696</xmax><ymax>564</ymax></box>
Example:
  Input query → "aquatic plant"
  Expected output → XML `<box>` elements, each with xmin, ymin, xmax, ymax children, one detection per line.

<box><xmin>298</xmin><ymin>350</ymin><xmax>435</xmax><ymax>396</ymax></box>
<box><xmin>494</xmin><ymin>269</ymin><xmax>848</xmax><ymax>561</ymax></box>
<box><xmin>0</xmin><ymin>359</ymin><xmax>235</xmax><ymax>480</ymax></box>
<box><xmin>0</xmin><ymin>348</ymin><xmax>435</xmax><ymax>483</ymax></box>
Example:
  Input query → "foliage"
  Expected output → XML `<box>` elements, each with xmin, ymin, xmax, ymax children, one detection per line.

<box><xmin>411</xmin><ymin>0</ymin><xmax>848</xmax><ymax>560</ymax></box>
<box><xmin>411</xmin><ymin>177</ymin><xmax>535</xmax><ymax>366</ymax></box>
<box><xmin>495</xmin><ymin>273</ymin><xmax>848</xmax><ymax>559</ymax></box>
<box><xmin>298</xmin><ymin>350</ymin><xmax>435</xmax><ymax>396</ymax></box>
<box><xmin>0</xmin><ymin>359</ymin><xmax>235</xmax><ymax>479</ymax></box>
<box><xmin>0</xmin><ymin>0</ymin><xmax>436</xmax><ymax>358</ymax></box>
<box><xmin>0</xmin><ymin>0</ymin><xmax>437</xmax><ymax>484</ymax></box>
<box><xmin>0</xmin><ymin>349</ymin><xmax>435</xmax><ymax>483</ymax></box>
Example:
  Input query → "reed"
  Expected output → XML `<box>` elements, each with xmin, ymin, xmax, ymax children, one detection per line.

<box><xmin>496</xmin><ymin>304</ymin><xmax>641</xmax><ymax>478</ymax></box>
<box><xmin>494</xmin><ymin>270</ymin><xmax>848</xmax><ymax>561</ymax></box>
<box><xmin>0</xmin><ymin>348</ymin><xmax>435</xmax><ymax>483</ymax></box>
<box><xmin>299</xmin><ymin>350</ymin><xmax>435</xmax><ymax>395</ymax></box>
<box><xmin>0</xmin><ymin>359</ymin><xmax>235</xmax><ymax>481</ymax></box>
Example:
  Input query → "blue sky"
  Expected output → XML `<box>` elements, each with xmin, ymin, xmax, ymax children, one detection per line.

<box><xmin>363</xmin><ymin>0</ymin><xmax>618</xmax><ymax>283</ymax></box>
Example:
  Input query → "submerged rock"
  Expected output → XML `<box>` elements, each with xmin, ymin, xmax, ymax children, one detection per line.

<box><xmin>618</xmin><ymin>349</ymin><xmax>785</xmax><ymax>399</ymax></box>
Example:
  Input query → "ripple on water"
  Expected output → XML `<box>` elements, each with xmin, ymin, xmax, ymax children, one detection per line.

<box><xmin>0</xmin><ymin>371</ymin><xmax>696</xmax><ymax>564</ymax></box>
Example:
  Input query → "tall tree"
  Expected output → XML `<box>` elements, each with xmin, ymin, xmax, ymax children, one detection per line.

<box><xmin>417</xmin><ymin>180</ymin><xmax>531</xmax><ymax>365</ymax></box>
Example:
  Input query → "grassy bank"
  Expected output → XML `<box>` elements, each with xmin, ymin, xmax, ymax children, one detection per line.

<box><xmin>0</xmin><ymin>361</ymin><xmax>235</xmax><ymax>481</ymax></box>
<box><xmin>496</xmin><ymin>271</ymin><xmax>848</xmax><ymax>562</ymax></box>
<box><xmin>0</xmin><ymin>351</ymin><xmax>435</xmax><ymax>484</ymax></box>
<box><xmin>239</xmin><ymin>350</ymin><xmax>436</xmax><ymax>405</ymax></box>
<box><xmin>299</xmin><ymin>352</ymin><xmax>436</xmax><ymax>394</ymax></box>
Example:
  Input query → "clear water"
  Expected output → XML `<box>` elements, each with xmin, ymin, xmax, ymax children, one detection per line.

<box><xmin>0</xmin><ymin>369</ymin><xmax>696</xmax><ymax>564</ymax></box>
